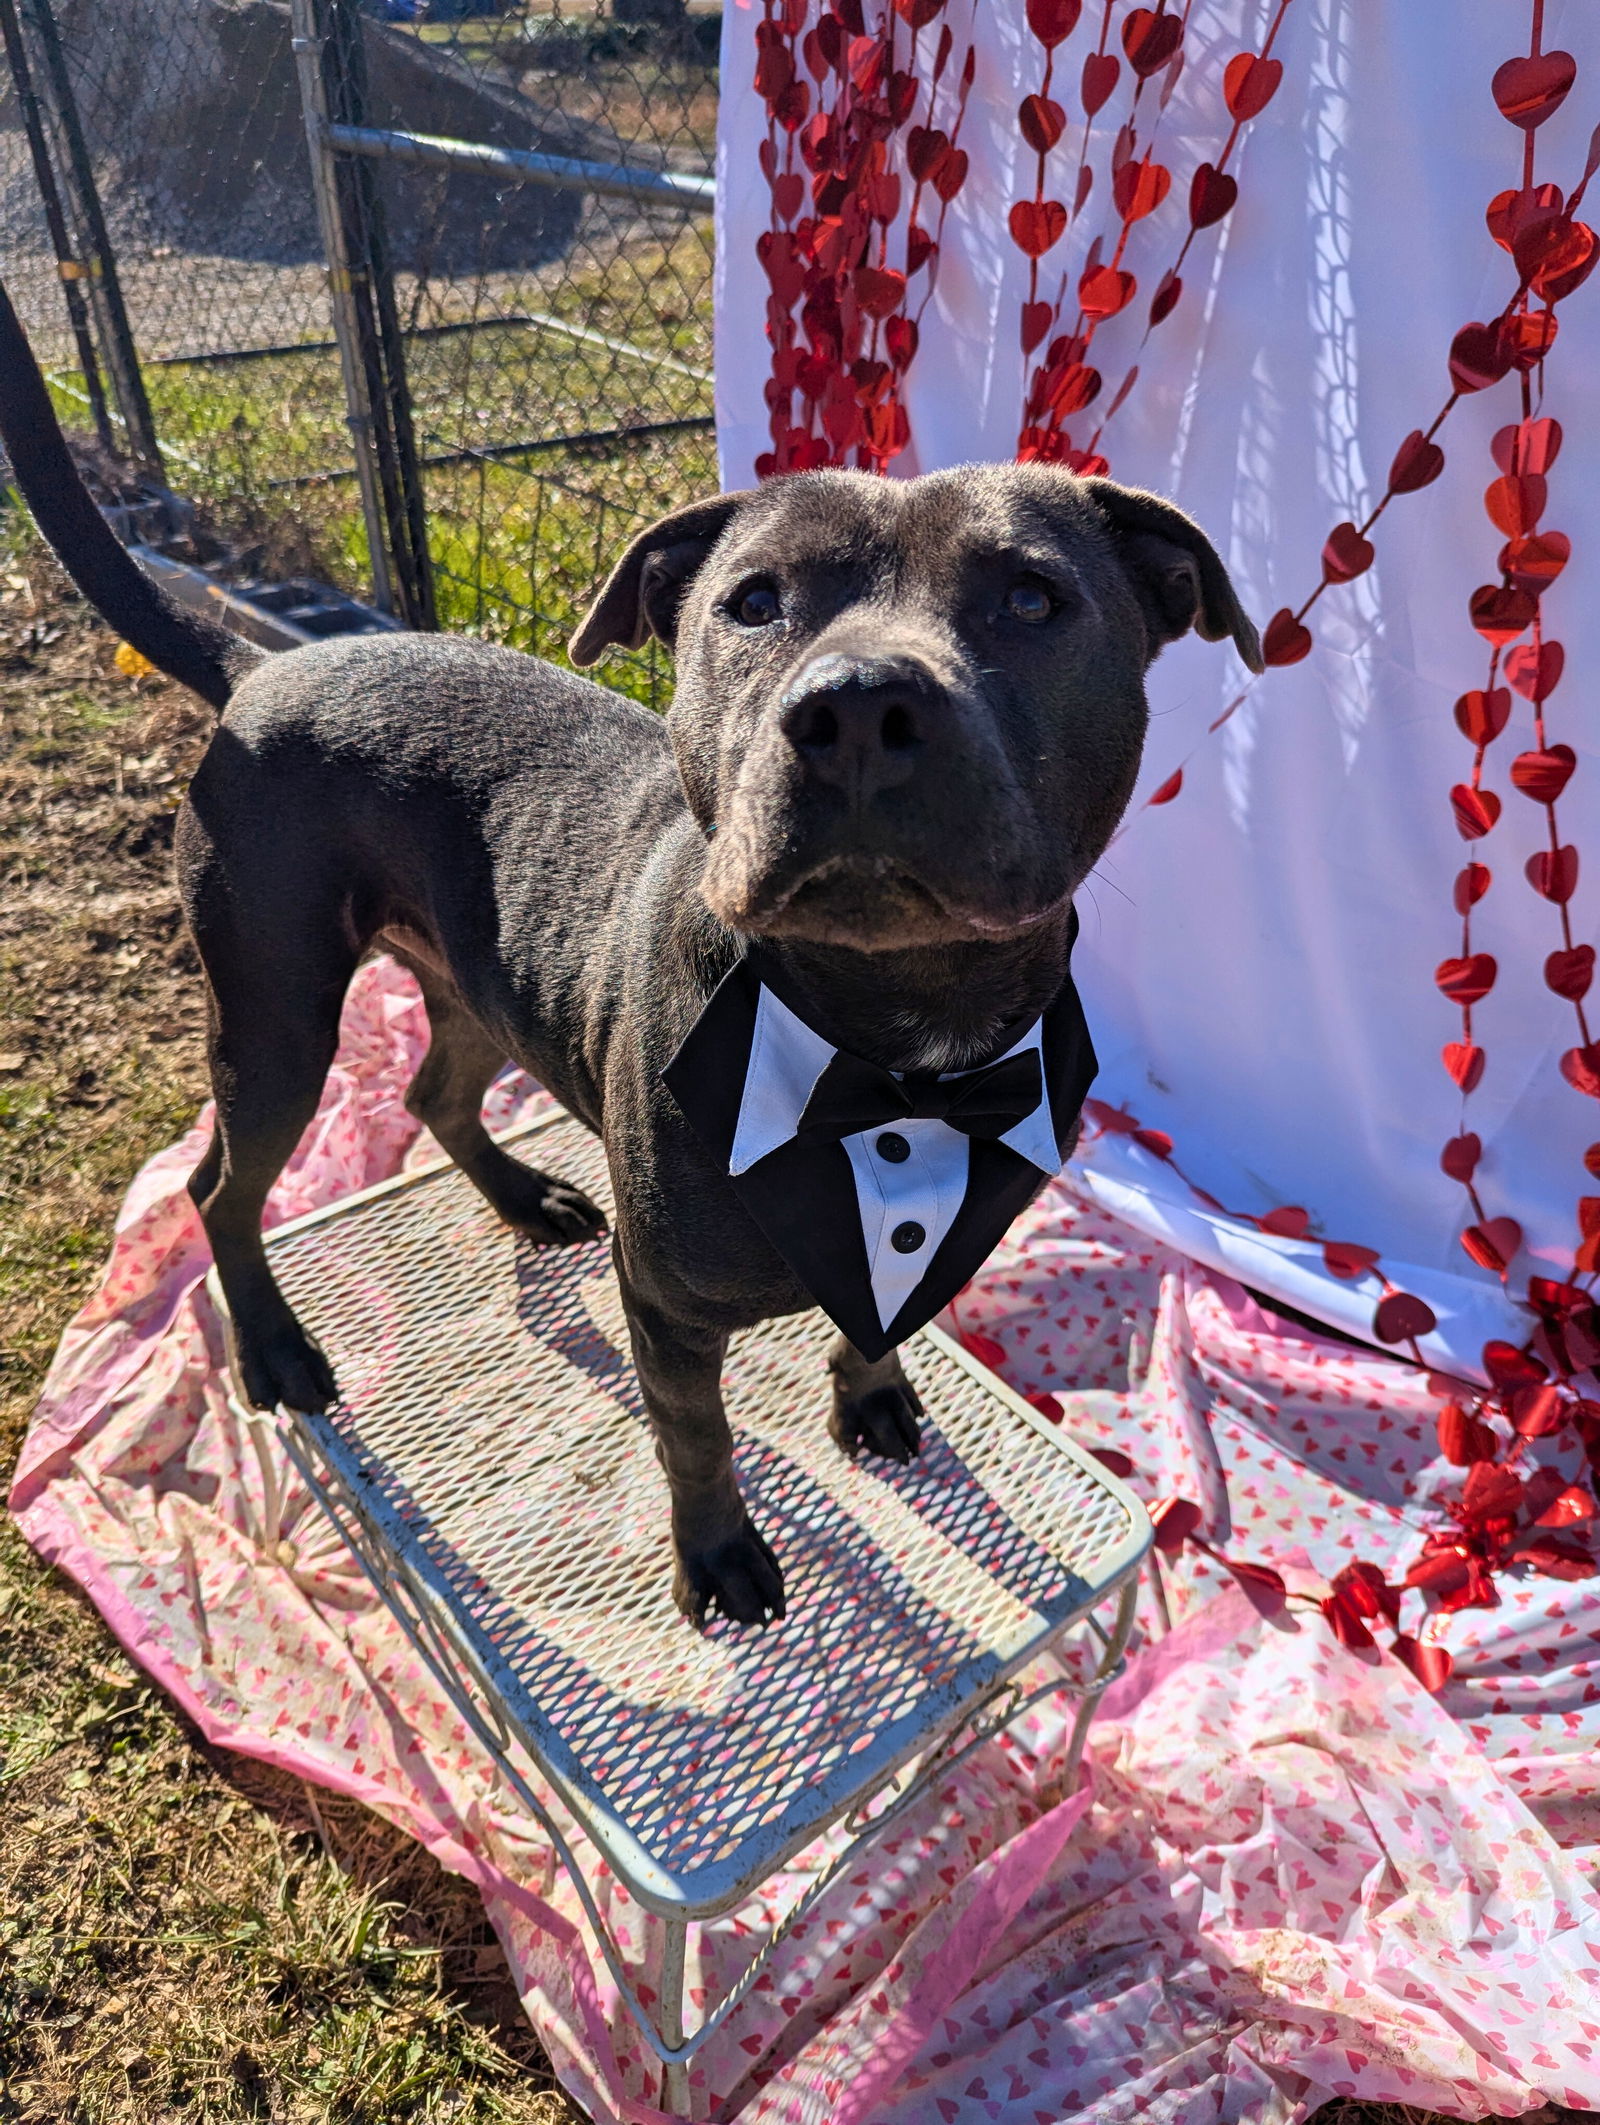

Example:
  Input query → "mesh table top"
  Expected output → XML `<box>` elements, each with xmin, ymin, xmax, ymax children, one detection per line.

<box><xmin>261</xmin><ymin>1111</ymin><xmax>1149</xmax><ymax>1917</ymax></box>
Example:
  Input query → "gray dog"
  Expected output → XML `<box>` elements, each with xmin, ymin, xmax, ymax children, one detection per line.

<box><xmin>0</xmin><ymin>278</ymin><xmax>1260</xmax><ymax>1627</ymax></box>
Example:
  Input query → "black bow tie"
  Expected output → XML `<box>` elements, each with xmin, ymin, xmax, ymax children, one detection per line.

<box><xmin>795</xmin><ymin>1045</ymin><xmax>1045</xmax><ymax>1145</ymax></box>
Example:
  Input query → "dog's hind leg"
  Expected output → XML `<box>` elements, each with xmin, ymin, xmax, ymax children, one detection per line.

<box><xmin>402</xmin><ymin>965</ymin><xmax>606</xmax><ymax>1245</ymax></box>
<box><xmin>828</xmin><ymin>1335</ymin><xmax>924</xmax><ymax>1464</ymax></box>
<box><xmin>187</xmin><ymin>942</ymin><xmax>355</xmax><ymax>1415</ymax></box>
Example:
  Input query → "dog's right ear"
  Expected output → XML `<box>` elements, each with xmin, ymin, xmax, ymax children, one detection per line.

<box><xmin>569</xmin><ymin>492</ymin><xmax>755</xmax><ymax>666</ymax></box>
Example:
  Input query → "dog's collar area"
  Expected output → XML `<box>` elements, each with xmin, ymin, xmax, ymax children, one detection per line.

<box><xmin>661</xmin><ymin>949</ymin><xmax>1097</xmax><ymax>1358</ymax></box>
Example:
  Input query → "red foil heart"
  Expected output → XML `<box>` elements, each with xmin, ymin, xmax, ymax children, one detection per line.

<box><xmin>1374</xmin><ymin>1291</ymin><xmax>1438</xmax><ymax>1344</ymax></box>
<box><xmin>1262</xmin><ymin>608</ymin><xmax>1312</xmax><ymax>665</ymax></box>
<box><xmin>1491</xmin><ymin>49</ymin><xmax>1576</xmax><ymax>130</ymax></box>
<box><xmin>1024</xmin><ymin>0</ymin><xmax>1082</xmax><ymax>47</ymax></box>
<box><xmin>1020</xmin><ymin>300</ymin><xmax>1053</xmax><ymax>353</ymax></box>
<box><xmin>1148</xmin><ymin>269</ymin><xmax>1183</xmax><ymax>325</ymax></box>
<box><xmin>1122</xmin><ymin>7</ymin><xmax>1182</xmax><ymax>78</ymax></box>
<box><xmin>1019</xmin><ymin>92</ymin><xmax>1068</xmax><ymax>154</ymax></box>
<box><xmin>1188</xmin><ymin>162</ymin><xmax>1237</xmax><ymax>229</ymax></box>
<box><xmin>1322</xmin><ymin>522</ymin><xmax>1375</xmax><ymax>582</ymax></box>
<box><xmin>1441</xmin><ymin>1041</ymin><xmax>1486</xmax><ymax>1092</ymax></box>
<box><xmin>1388</xmin><ymin>430</ymin><xmax>1445</xmax><ymax>493</ymax></box>
<box><xmin>1435</xmin><ymin>954</ymin><xmax>1497</xmax><ymax>1007</ymax></box>
<box><xmin>1492</xmin><ymin>415</ymin><xmax>1562</xmax><ymax>475</ymax></box>
<box><xmin>1453</xmin><ymin>864</ymin><xmax>1492</xmax><ymax>915</ymax></box>
<box><xmin>1460</xmin><ymin>1218</ymin><xmax>1522</xmax><ymax>1275</ymax></box>
<box><xmin>1223</xmin><ymin>52</ymin><xmax>1282</xmax><ymax>120</ymax></box>
<box><xmin>1323</xmin><ymin>1240</ymin><xmax>1380</xmax><ymax>1280</ymax></box>
<box><xmin>1112</xmin><ymin>158</ymin><xmax>1171</xmax><ymax>222</ymax></box>
<box><xmin>1469</xmin><ymin>584</ymin><xmax>1536</xmax><ymax>643</ymax></box>
<box><xmin>1081</xmin><ymin>51</ymin><xmax>1119</xmax><ymax>115</ymax></box>
<box><xmin>1500</xmin><ymin>530</ymin><xmax>1570</xmax><ymax>593</ymax></box>
<box><xmin>1079</xmin><ymin>264</ymin><xmax>1136</xmax><ymax>317</ymax></box>
<box><xmin>1453</xmin><ymin>688</ymin><xmax>1511</xmax><ymax>744</ymax></box>
<box><xmin>1510</xmin><ymin>742</ymin><xmax>1575</xmax><ymax>799</ymax></box>
<box><xmin>1562</xmin><ymin>1045</ymin><xmax>1600</xmax><ymax>1099</ymax></box>
<box><xmin>1258</xmin><ymin>1205</ymin><xmax>1310</xmax><ymax>1238</ymax></box>
<box><xmin>1526</xmin><ymin>845</ymin><xmax>1579</xmax><ymax>902</ymax></box>
<box><xmin>1483</xmin><ymin>474</ymin><xmax>1547</xmax><ymax>535</ymax></box>
<box><xmin>1449</xmin><ymin>784</ymin><xmax>1501</xmax><ymax>840</ymax></box>
<box><xmin>1440</xmin><ymin>1132</ymin><xmax>1482</xmax><ymax>1182</ymax></box>
<box><xmin>1449</xmin><ymin>320</ymin><xmax>1512</xmax><ymax>393</ymax></box>
<box><xmin>1548</xmin><ymin>946</ymin><xmax>1596</xmax><ymax>1001</ymax></box>
<box><xmin>1009</xmin><ymin>197</ymin><xmax>1068</xmax><ymax>256</ymax></box>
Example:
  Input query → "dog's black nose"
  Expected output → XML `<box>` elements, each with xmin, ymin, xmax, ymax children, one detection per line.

<box><xmin>779</xmin><ymin>653</ymin><xmax>941</xmax><ymax>800</ymax></box>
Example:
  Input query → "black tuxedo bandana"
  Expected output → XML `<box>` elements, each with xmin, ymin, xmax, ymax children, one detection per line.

<box><xmin>661</xmin><ymin>943</ymin><xmax>1097</xmax><ymax>1362</ymax></box>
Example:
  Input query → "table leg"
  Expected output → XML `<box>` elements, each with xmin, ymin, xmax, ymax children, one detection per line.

<box><xmin>659</xmin><ymin>1913</ymin><xmax>690</xmax><ymax>2115</ymax></box>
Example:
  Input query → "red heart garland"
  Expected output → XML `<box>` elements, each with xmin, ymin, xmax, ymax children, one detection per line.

<box><xmin>1151</xmin><ymin>1496</ymin><xmax>1203</xmax><ymax>1553</ymax></box>
<box><xmin>1262</xmin><ymin>608</ymin><xmax>1312</xmax><ymax>665</ymax></box>
<box><xmin>1510</xmin><ymin>743</ymin><xmax>1576</xmax><ymax>800</ymax></box>
<box><xmin>1147</xmin><ymin>767</ymin><xmax>1183</xmax><ymax>805</ymax></box>
<box><xmin>1491</xmin><ymin>49</ymin><xmax>1576</xmax><ymax>130</ymax></box>
<box><xmin>1492</xmin><ymin>415</ymin><xmax>1563</xmax><ymax>475</ymax></box>
<box><xmin>1389</xmin><ymin>430</ymin><xmax>1445</xmax><ymax>493</ymax></box>
<box><xmin>1468</xmin><ymin>584</ymin><xmax>1536</xmax><ymax>643</ymax></box>
<box><xmin>1009</xmin><ymin>198</ymin><xmax>1067</xmax><ymax>257</ymax></box>
<box><xmin>1437</xmin><ymin>1401</ymin><xmax>1498</xmax><ymax>1464</ymax></box>
<box><xmin>1392</xmin><ymin>1636</ymin><xmax>1455</xmax><ymax>1693</ymax></box>
<box><xmin>1483</xmin><ymin>1339</ymin><xmax>1548</xmax><ymax>1389</ymax></box>
<box><xmin>1453</xmin><ymin>688</ymin><xmax>1510</xmax><ymax>744</ymax></box>
<box><xmin>930</xmin><ymin>148</ymin><xmax>969</xmax><ymax>204</ymax></box>
<box><xmin>1019</xmin><ymin>93</ymin><xmax>1068</xmax><ymax>155</ymax></box>
<box><xmin>1148</xmin><ymin>269</ymin><xmax>1183</xmax><ymax>325</ymax></box>
<box><xmin>1441</xmin><ymin>1041</ymin><xmax>1486</xmax><ymax>1092</ymax></box>
<box><xmin>1122</xmin><ymin>7</ymin><xmax>1182</xmax><ymax>78</ymax></box>
<box><xmin>1547</xmin><ymin>945</ymin><xmax>1595</xmax><ymax>1001</ymax></box>
<box><xmin>1323</xmin><ymin>1239</ymin><xmax>1380</xmax><ymax>1279</ymax></box>
<box><xmin>855</xmin><ymin>266</ymin><xmax>907</xmax><ymax>319</ymax></box>
<box><xmin>1483</xmin><ymin>474</ymin><xmax>1546</xmax><ymax>536</ymax></box>
<box><xmin>906</xmin><ymin>126</ymin><xmax>951</xmax><ymax>184</ymax></box>
<box><xmin>1486</xmin><ymin>182</ymin><xmax>1564</xmax><ymax>254</ymax></box>
<box><xmin>1079</xmin><ymin>264</ymin><xmax>1136</xmax><ymax>317</ymax></box>
<box><xmin>1020</xmin><ymin>301</ymin><xmax>1053</xmax><ymax>354</ymax></box>
<box><xmin>1500</xmin><ymin>529</ymin><xmax>1570</xmax><ymax>593</ymax></box>
<box><xmin>1449</xmin><ymin>321</ymin><xmax>1513</xmax><ymax>393</ymax></box>
<box><xmin>1321</xmin><ymin>522</ymin><xmax>1375</xmax><ymax>582</ymax></box>
<box><xmin>1374</xmin><ymin>1291</ymin><xmax>1438</xmax><ymax>1344</ymax></box>
<box><xmin>1258</xmin><ymin>1205</ymin><xmax>1310</xmax><ymax>1238</ymax></box>
<box><xmin>1460</xmin><ymin>1217</ymin><xmax>1522</xmax><ymax>1275</ymax></box>
<box><xmin>1439</xmin><ymin>1131</ymin><xmax>1482</xmax><ymax>1182</ymax></box>
<box><xmin>1503</xmin><ymin>643</ymin><xmax>1565</xmax><ymax>703</ymax></box>
<box><xmin>1435</xmin><ymin>953</ymin><xmax>1497</xmax><ymax>1007</ymax></box>
<box><xmin>892</xmin><ymin>0</ymin><xmax>946</xmax><ymax>26</ymax></box>
<box><xmin>1223</xmin><ymin>52</ymin><xmax>1282</xmax><ymax>121</ymax></box>
<box><xmin>1562</xmin><ymin>1045</ymin><xmax>1600</xmax><ymax>1099</ymax></box>
<box><xmin>1024</xmin><ymin>0</ymin><xmax>1082</xmax><ymax>47</ymax></box>
<box><xmin>1453</xmin><ymin>862</ymin><xmax>1492</xmax><ymax>914</ymax></box>
<box><xmin>1449</xmin><ymin>784</ymin><xmax>1501</xmax><ymax>839</ymax></box>
<box><xmin>1512</xmin><ymin>1384</ymin><xmax>1567</xmax><ymax>1438</ymax></box>
<box><xmin>1081</xmin><ymin>51</ymin><xmax>1119</xmax><ymax>115</ymax></box>
<box><xmin>1526</xmin><ymin>846</ymin><xmax>1579</xmax><ymax>903</ymax></box>
<box><xmin>1112</xmin><ymin>158</ymin><xmax>1171</xmax><ymax>222</ymax></box>
<box><xmin>1189</xmin><ymin>163</ymin><xmax>1238</xmax><ymax>229</ymax></box>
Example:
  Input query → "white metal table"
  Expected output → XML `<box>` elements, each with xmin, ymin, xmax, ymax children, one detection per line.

<box><xmin>233</xmin><ymin>1110</ymin><xmax>1151</xmax><ymax>2110</ymax></box>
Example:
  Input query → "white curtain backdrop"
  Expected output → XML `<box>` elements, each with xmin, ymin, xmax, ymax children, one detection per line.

<box><xmin>714</xmin><ymin>0</ymin><xmax>1600</xmax><ymax>1380</ymax></box>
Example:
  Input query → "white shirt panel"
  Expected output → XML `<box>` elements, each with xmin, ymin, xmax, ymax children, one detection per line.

<box><xmin>843</xmin><ymin>1119</ymin><xmax>972</xmax><ymax>1333</ymax></box>
<box><xmin>728</xmin><ymin>985</ymin><xmax>836</xmax><ymax>1175</ymax></box>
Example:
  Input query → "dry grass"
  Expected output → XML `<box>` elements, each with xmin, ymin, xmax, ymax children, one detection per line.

<box><xmin>0</xmin><ymin>517</ymin><xmax>1588</xmax><ymax>2125</ymax></box>
<box><xmin>0</xmin><ymin>529</ymin><xmax>584</xmax><ymax>2124</ymax></box>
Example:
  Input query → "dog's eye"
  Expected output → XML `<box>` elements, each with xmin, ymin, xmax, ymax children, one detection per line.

<box><xmin>729</xmin><ymin>579</ymin><xmax>783</xmax><ymax>629</ymax></box>
<box><xmin>1001</xmin><ymin>576</ymin><xmax>1057</xmax><ymax>625</ymax></box>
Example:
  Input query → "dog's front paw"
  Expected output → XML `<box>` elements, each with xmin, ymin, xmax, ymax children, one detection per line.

<box><xmin>673</xmin><ymin>1517</ymin><xmax>786</xmax><ymax>1630</ymax></box>
<box><xmin>236</xmin><ymin>1319</ymin><xmax>338</xmax><ymax>1414</ymax></box>
<box><xmin>830</xmin><ymin>1379</ymin><xmax>924</xmax><ymax>1465</ymax></box>
<box><xmin>489</xmin><ymin>1155</ymin><xmax>607</xmax><ymax>1246</ymax></box>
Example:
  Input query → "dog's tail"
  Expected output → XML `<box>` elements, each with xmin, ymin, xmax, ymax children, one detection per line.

<box><xmin>0</xmin><ymin>273</ymin><xmax>264</xmax><ymax>711</ymax></box>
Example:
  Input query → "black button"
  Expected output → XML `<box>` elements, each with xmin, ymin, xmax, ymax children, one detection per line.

<box><xmin>876</xmin><ymin>1131</ymin><xmax>910</xmax><ymax>1163</ymax></box>
<box><xmin>890</xmin><ymin>1220</ymin><xmax>926</xmax><ymax>1254</ymax></box>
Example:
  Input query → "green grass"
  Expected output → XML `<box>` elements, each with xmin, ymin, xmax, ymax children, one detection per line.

<box><xmin>49</xmin><ymin>219</ymin><xmax>718</xmax><ymax>705</ymax></box>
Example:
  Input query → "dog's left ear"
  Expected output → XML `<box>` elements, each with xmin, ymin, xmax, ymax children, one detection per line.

<box><xmin>569</xmin><ymin>491</ymin><xmax>756</xmax><ymax>665</ymax></box>
<box><xmin>1083</xmin><ymin>478</ymin><xmax>1264</xmax><ymax>673</ymax></box>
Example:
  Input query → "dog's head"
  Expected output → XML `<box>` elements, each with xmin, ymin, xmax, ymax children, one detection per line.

<box><xmin>571</xmin><ymin>465</ymin><xmax>1260</xmax><ymax>951</ymax></box>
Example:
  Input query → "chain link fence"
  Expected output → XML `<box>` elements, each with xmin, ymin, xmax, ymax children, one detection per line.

<box><xmin>0</xmin><ymin>0</ymin><xmax>720</xmax><ymax>702</ymax></box>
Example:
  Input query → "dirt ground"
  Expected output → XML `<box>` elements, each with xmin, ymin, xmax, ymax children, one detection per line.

<box><xmin>0</xmin><ymin>528</ymin><xmax>1590</xmax><ymax>2125</ymax></box>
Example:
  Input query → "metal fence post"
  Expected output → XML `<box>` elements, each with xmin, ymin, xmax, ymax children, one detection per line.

<box><xmin>0</xmin><ymin>0</ymin><xmax>113</xmax><ymax>453</ymax></box>
<box><xmin>289</xmin><ymin>0</ymin><xmax>435</xmax><ymax>628</ymax></box>
<box><xmin>290</xmin><ymin>0</ymin><xmax>397</xmax><ymax>616</ymax></box>
<box><xmin>19</xmin><ymin>0</ymin><xmax>163</xmax><ymax>476</ymax></box>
